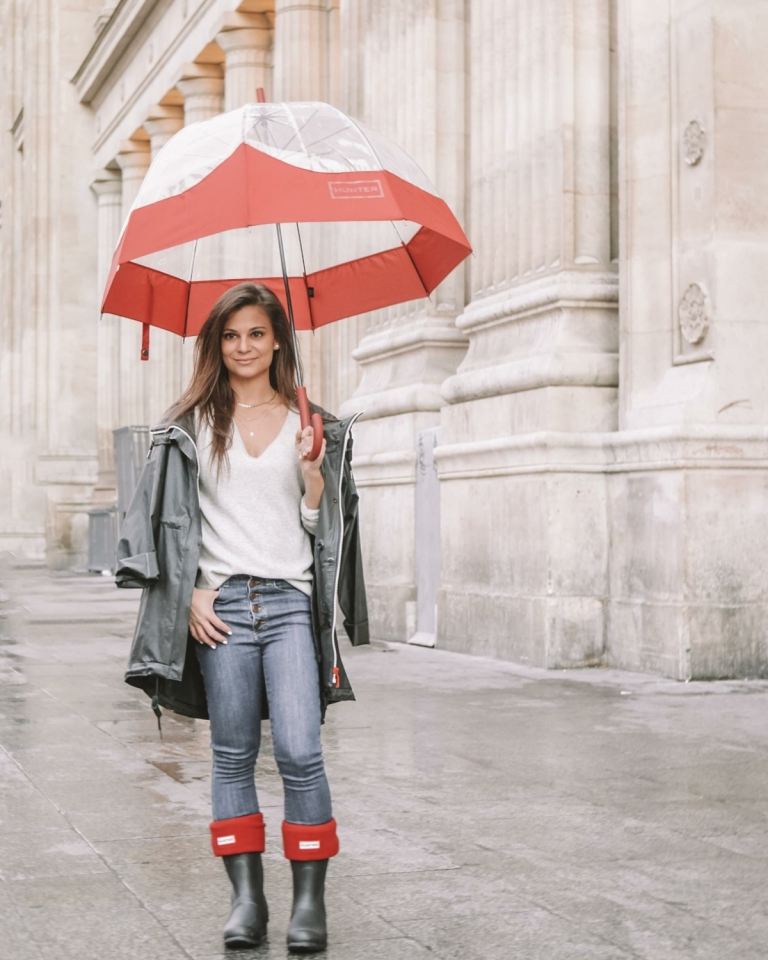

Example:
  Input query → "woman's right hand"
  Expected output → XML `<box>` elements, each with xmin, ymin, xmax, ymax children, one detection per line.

<box><xmin>189</xmin><ymin>587</ymin><xmax>232</xmax><ymax>648</ymax></box>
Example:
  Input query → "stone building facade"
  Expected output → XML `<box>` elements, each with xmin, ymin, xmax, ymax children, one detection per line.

<box><xmin>2</xmin><ymin>0</ymin><xmax>767</xmax><ymax>678</ymax></box>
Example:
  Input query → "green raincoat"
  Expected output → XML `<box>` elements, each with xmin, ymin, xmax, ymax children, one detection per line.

<box><xmin>115</xmin><ymin>405</ymin><xmax>369</xmax><ymax>722</ymax></box>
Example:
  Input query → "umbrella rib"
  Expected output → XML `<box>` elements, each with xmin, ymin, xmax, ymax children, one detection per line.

<box><xmin>275</xmin><ymin>222</ymin><xmax>305</xmax><ymax>385</ymax></box>
<box><xmin>388</xmin><ymin>219</ymin><xmax>430</xmax><ymax>299</ymax></box>
<box><xmin>284</xmin><ymin>105</ymin><xmax>311</xmax><ymax>161</ymax></box>
<box><xmin>398</xmin><ymin>234</ymin><xmax>429</xmax><ymax>298</ymax></box>
<box><xmin>183</xmin><ymin>239</ymin><xmax>199</xmax><ymax>339</ymax></box>
<box><xmin>295</xmin><ymin>223</ymin><xmax>315</xmax><ymax>332</ymax></box>
<box><xmin>302</xmin><ymin>124</ymin><xmax>354</xmax><ymax>149</ymax></box>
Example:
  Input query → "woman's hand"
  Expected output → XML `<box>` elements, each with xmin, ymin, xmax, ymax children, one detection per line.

<box><xmin>189</xmin><ymin>587</ymin><xmax>232</xmax><ymax>648</ymax></box>
<box><xmin>296</xmin><ymin>425</ymin><xmax>326</xmax><ymax>508</ymax></box>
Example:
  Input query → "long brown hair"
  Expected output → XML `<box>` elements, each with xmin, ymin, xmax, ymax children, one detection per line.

<box><xmin>164</xmin><ymin>283</ymin><xmax>299</xmax><ymax>475</ymax></box>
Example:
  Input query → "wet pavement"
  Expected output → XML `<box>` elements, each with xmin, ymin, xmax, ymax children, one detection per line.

<box><xmin>1</xmin><ymin>559</ymin><xmax>768</xmax><ymax>960</ymax></box>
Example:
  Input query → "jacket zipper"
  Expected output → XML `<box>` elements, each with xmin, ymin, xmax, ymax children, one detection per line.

<box><xmin>329</xmin><ymin>411</ymin><xmax>363</xmax><ymax>688</ymax></box>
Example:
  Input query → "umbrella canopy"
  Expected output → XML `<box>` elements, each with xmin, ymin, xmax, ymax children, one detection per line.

<box><xmin>102</xmin><ymin>100</ymin><xmax>471</xmax><ymax>337</ymax></box>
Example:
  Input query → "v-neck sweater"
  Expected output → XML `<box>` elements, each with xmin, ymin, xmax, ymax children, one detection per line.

<box><xmin>194</xmin><ymin>408</ymin><xmax>319</xmax><ymax>595</ymax></box>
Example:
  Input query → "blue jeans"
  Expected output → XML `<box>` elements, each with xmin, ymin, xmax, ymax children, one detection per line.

<box><xmin>195</xmin><ymin>575</ymin><xmax>332</xmax><ymax>825</ymax></box>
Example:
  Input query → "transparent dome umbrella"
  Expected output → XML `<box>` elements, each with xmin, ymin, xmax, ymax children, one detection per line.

<box><xmin>101</xmin><ymin>92</ymin><xmax>472</xmax><ymax>458</ymax></box>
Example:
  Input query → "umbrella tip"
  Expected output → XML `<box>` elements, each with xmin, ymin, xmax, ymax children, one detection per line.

<box><xmin>256</xmin><ymin>87</ymin><xmax>266</xmax><ymax>103</ymax></box>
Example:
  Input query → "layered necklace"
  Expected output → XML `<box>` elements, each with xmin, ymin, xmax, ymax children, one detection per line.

<box><xmin>234</xmin><ymin>390</ymin><xmax>276</xmax><ymax>410</ymax></box>
<box><xmin>233</xmin><ymin>390</ymin><xmax>278</xmax><ymax>438</ymax></box>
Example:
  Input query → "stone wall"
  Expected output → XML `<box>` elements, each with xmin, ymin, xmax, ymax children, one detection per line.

<box><xmin>1</xmin><ymin>0</ymin><xmax>766</xmax><ymax>677</ymax></box>
<box><xmin>605</xmin><ymin>0</ymin><xmax>768</xmax><ymax>678</ymax></box>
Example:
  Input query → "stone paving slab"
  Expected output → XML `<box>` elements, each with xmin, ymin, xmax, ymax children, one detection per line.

<box><xmin>1</xmin><ymin>561</ymin><xmax>768</xmax><ymax>959</ymax></box>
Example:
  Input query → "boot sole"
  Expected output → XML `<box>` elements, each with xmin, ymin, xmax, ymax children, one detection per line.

<box><xmin>224</xmin><ymin>928</ymin><xmax>268</xmax><ymax>950</ymax></box>
<box><xmin>287</xmin><ymin>940</ymin><xmax>327</xmax><ymax>954</ymax></box>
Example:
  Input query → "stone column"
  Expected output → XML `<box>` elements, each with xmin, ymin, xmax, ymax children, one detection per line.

<box><xmin>434</xmin><ymin>0</ymin><xmax>617</xmax><ymax>667</ymax></box>
<box><xmin>4</xmin><ymin>112</ymin><xmax>26</xmax><ymax>439</ymax></box>
<box><xmin>32</xmin><ymin>0</ymin><xmax>101</xmax><ymax>569</ymax></box>
<box><xmin>178</xmin><ymin>63</ymin><xmax>224</xmax><ymax>125</ymax></box>
<box><xmin>216</xmin><ymin>13</ymin><xmax>272</xmax><ymax>109</ymax></box>
<box><xmin>144</xmin><ymin>103</ymin><xmax>184</xmax><ymax>151</ymax></box>
<box><xmin>114</xmin><ymin>138</ymin><xmax>151</xmax><ymax>428</ymax></box>
<box><xmin>143</xmin><ymin>104</ymin><xmax>185</xmax><ymax>423</ymax></box>
<box><xmin>336</xmin><ymin>0</ymin><xmax>470</xmax><ymax>644</ymax></box>
<box><xmin>273</xmin><ymin>0</ymin><xmax>327</xmax><ymax>100</ymax></box>
<box><xmin>441</xmin><ymin>0</ymin><xmax>616</xmax><ymax>442</ymax></box>
<box><xmin>605</xmin><ymin>0</ymin><xmax>768</xmax><ymax>679</ymax></box>
<box><xmin>326</xmin><ymin>0</ymin><xmax>341</xmax><ymax>105</ymax></box>
<box><xmin>0</xmin><ymin>17</ymin><xmax>44</xmax><ymax>560</ymax></box>
<box><xmin>272</xmin><ymin>0</ymin><xmax>332</xmax><ymax>407</ymax></box>
<box><xmin>177</xmin><ymin>64</ymin><xmax>225</xmax><ymax>385</ymax></box>
<box><xmin>215</xmin><ymin>14</ymin><xmax>274</xmax><ymax>303</ymax></box>
<box><xmin>323</xmin><ymin>0</ymin><xmax>365</xmax><ymax>418</ymax></box>
<box><xmin>90</xmin><ymin>169</ymin><xmax>122</xmax><ymax>479</ymax></box>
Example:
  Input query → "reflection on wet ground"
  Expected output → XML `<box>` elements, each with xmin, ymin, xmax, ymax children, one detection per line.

<box><xmin>1</xmin><ymin>560</ymin><xmax>768</xmax><ymax>959</ymax></box>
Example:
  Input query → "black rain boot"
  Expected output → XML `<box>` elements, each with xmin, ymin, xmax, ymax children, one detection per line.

<box><xmin>286</xmin><ymin>859</ymin><xmax>328</xmax><ymax>953</ymax></box>
<box><xmin>223</xmin><ymin>852</ymin><xmax>269</xmax><ymax>949</ymax></box>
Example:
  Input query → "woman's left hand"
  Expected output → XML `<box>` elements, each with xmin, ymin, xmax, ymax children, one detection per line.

<box><xmin>296</xmin><ymin>426</ymin><xmax>326</xmax><ymax>505</ymax></box>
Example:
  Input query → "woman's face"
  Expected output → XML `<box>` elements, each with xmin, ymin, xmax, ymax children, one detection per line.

<box><xmin>220</xmin><ymin>305</ymin><xmax>279</xmax><ymax>382</ymax></box>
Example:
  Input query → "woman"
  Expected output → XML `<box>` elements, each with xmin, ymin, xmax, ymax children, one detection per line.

<box><xmin>115</xmin><ymin>283</ymin><xmax>369</xmax><ymax>953</ymax></box>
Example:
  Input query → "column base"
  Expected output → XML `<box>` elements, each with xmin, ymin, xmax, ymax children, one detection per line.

<box><xmin>348</xmin><ymin>417</ymin><xmax>420</xmax><ymax>644</ymax></box>
<box><xmin>0</xmin><ymin>529</ymin><xmax>46</xmax><ymax>563</ymax></box>
<box><xmin>440</xmin><ymin>270</ymin><xmax>620</xmax><ymax>437</ymax></box>
<box><xmin>341</xmin><ymin>315</ymin><xmax>468</xmax><ymax>644</ymax></box>
<box><xmin>35</xmin><ymin>452</ymin><xmax>100</xmax><ymax>571</ymax></box>
<box><xmin>435</xmin><ymin>426</ymin><xmax>768</xmax><ymax>679</ymax></box>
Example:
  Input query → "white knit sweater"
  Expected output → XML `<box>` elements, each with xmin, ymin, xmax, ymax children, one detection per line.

<box><xmin>194</xmin><ymin>408</ymin><xmax>319</xmax><ymax>595</ymax></box>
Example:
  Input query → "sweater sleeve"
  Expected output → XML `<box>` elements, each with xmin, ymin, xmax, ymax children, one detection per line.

<box><xmin>300</xmin><ymin>496</ymin><xmax>320</xmax><ymax>534</ymax></box>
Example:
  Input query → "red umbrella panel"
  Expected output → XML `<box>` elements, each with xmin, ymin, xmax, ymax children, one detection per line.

<box><xmin>102</xmin><ymin>101</ymin><xmax>472</xmax><ymax>337</ymax></box>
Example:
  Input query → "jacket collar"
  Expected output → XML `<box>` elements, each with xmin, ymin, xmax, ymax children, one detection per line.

<box><xmin>154</xmin><ymin>401</ymin><xmax>355</xmax><ymax>459</ymax></box>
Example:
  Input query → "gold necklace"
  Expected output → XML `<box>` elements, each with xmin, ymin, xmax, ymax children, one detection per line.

<box><xmin>234</xmin><ymin>403</ymin><xmax>281</xmax><ymax>438</ymax></box>
<box><xmin>234</xmin><ymin>389</ymin><xmax>276</xmax><ymax>409</ymax></box>
<box><xmin>234</xmin><ymin>408</ymin><xmax>272</xmax><ymax>424</ymax></box>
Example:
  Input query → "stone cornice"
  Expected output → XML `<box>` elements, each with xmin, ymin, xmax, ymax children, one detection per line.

<box><xmin>90</xmin><ymin>170</ymin><xmax>122</xmax><ymax>197</ymax></box>
<box><xmin>71</xmin><ymin>0</ymin><xmax>165</xmax><ymax>104</ymax></box>
<box><xmin>344</xmin><ymin>450</ymin><xmax>417</xmax><ymax>487</ymax></box>
<box><xmin>352</xmin><ymin>321</ymin><xmax>467</xmax><ymax>365</ymax></box>
<box><xmin>72</xmin><ymin>1</ymin><xmax>270</xmax><ymax>106</ymax></box>
<box><xmin>339</xmin><ymin>383</ymin><xmax>446</xmax><ymax>420</ymax></box>
<box><xmin>216</xmin><ymin>10</ymin><xmax>272</xmax><ymax>49</ymax></box>
<box><xmin>441</xmin><ymin>352</ymin><xmax>619</xmax><ymax>404</ymax></box>
<box><xmin>458</xmin><ymin>270</ymin><xmax>619</xmax><ymax>334</ymax></box>
<box><xmin>434</xmin><ymin>426</ymin><xmax>768</xmax><ymax>480</ymax></box>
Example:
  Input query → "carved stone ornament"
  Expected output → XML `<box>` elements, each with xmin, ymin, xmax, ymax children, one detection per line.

<box><xmin>683</xmin><ymin>120</ymin><xmax>706</xmax><ymax>166</ymax></box>
<box><xmin>678</xmin><ymin>283</ymin><xmax>710</xmax><ymax>345</ymax></box>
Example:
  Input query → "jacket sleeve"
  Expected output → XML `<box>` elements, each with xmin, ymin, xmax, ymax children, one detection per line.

<box><xmin>338</xmin><ymin>440</ymin><xmax>370</xmax><ymax>646</ymax></box>
<box><xmin>114</xmin><ymin>441</ymin><xmax>166</xmax><ymax>588</ymax></box>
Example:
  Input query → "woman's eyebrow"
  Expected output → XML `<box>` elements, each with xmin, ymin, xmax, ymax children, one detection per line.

<box><xmin>223</xmin><ymin>326</ymin><xmax>267</xmax><ymax>333</ymax></box>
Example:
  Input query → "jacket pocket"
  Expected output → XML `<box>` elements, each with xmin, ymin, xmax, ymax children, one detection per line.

<box><xmin>157</xmin><ymin>515</ymin><xmax>190</xmax><ymax>583</ymax></box>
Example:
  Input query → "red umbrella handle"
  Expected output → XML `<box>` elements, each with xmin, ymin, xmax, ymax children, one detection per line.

<box><xmin>297</xmin><ymin>386</ymin><xmax>324</xmax><ymax>461</ymax></box>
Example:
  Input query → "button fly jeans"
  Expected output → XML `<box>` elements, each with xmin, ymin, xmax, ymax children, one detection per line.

<box><xmin>195</xmin><ymin>575</ymin><xmax>332</xmax><ymax>825</ymax></box>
